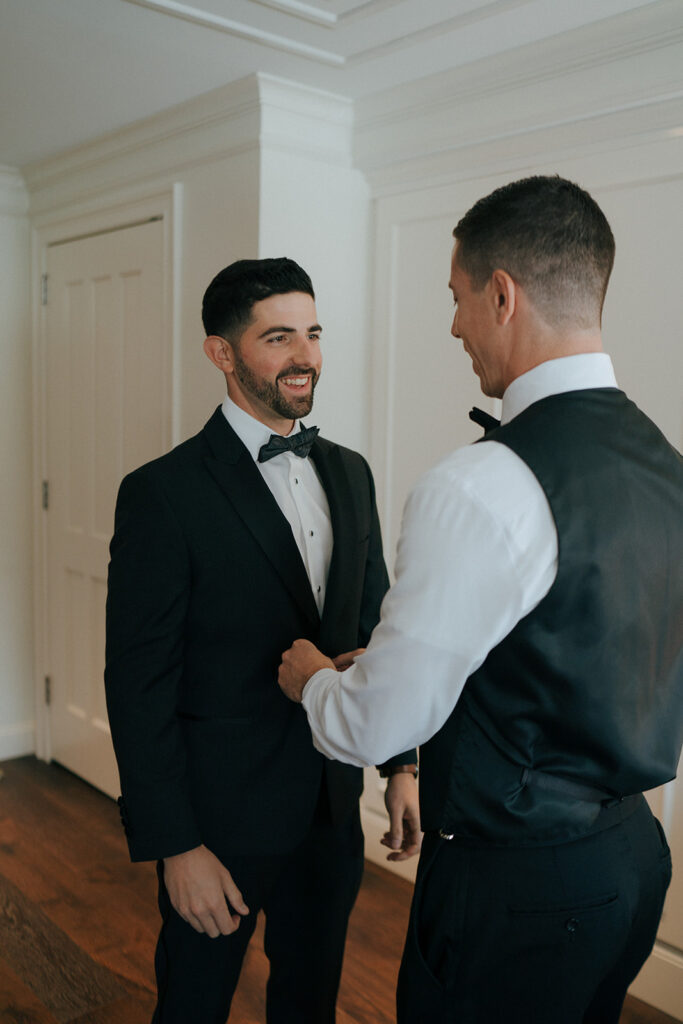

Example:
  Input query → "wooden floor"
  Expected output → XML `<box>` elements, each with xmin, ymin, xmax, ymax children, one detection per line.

<box><xmin>0</xmin><ymin>756</ymin><xmax>678</xmax><ymax>1024</ymax></box>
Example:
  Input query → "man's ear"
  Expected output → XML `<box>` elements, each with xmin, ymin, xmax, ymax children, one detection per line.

<box><xmin>490</xmin><ymin>269</ymin><xmax>516</xmax><ymax>326</ymax></box>
<box><xmin>204</xmin><ymin>335</ymin><xmax>235</xmax><ymax>374</ymax></box>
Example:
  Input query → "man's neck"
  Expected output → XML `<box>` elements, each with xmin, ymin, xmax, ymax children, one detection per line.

<box><xmin>225</xmin><ymin>389</ymin><xmax>295</xmax><ymax>436</ymax></box>
<box><xmin>502</xmin><ymin>329</ymin><xmax>603</xmax><ymax>395</ymax></box>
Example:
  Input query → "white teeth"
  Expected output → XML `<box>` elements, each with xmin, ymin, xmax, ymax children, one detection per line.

<box><xmin>282</xmin><ymin>377</ymin><xmax>309</xmax><ymax>386</ymax></box>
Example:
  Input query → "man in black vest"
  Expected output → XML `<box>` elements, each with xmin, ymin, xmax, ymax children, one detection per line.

<box><xmin>278</xmin><ymin>178</ymin><xmax>683</xmax><ymax>1023</ymax></box>
<box><xmin>105</xmin><ymin>258</ymin><xmax>420</xmax><ymax>1023</ymax></box>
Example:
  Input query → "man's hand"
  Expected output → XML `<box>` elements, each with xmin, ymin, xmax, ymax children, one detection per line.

<box><xmin>381</xmin><ymin>773</ymin><xmax>422</xmax><ymax>862</ymax></box>
<box><xmin>163</xmin><ymin>845</ymin><xmax>249</xmax><ymax>937</ymax></box>
<box><xmin>332</xmin><ymin>648</ymin><xmax>365</xmax><ymax>671</ymax></box>
<box><xmin>278</xmin><ymin>639</ymin><xmax>336</xmax><ymax>702</ymax></box>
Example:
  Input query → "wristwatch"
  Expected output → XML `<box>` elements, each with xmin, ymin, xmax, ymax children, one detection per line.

<box><xmin>379</xmin><ymin>763</ymin><xmax>418</xmax><ymax>779</ymax></box>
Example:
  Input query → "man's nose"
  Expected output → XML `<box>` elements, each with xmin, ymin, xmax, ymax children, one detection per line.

<box><xmin>292</xmin><ymin>334</ymin><xmax>318</xmax><ymax>364</ymax></box>
<box><xmin>451</xmin><ymin>314</ymin><xmax>460</xmax><ymax>339</ymax></box>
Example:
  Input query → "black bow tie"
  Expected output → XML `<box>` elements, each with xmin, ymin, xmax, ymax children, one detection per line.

<box><xmin>469</xmin><ymin>407</ymin><xmax>500</xmax><ymax>433</ymax></box>
<box><xmin>258</xmin><ymin>425</ymin><xmax>320</xmax><ymax>463</ymax></box>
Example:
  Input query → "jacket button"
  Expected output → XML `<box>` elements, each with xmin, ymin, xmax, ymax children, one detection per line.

<box><xmin>565</xmin><ymin>917</ymin><xmax>579</xmax><ymax>933</ymax></box>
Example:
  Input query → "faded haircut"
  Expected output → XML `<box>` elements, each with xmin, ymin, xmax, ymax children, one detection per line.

<box><xmin>202</xmin><ymin>258</ymin><xmax>315</xmax><ymax>343</ymax></box>
<box><xmin>453</xmin><ymin>176</ymin><xmax>615</xmax><ymax>329</ymax></box>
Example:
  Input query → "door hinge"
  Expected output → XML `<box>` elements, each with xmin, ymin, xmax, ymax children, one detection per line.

<box><xmin>44</xmin><ymin>676</ymin><xmax>52</xmax><ymax>705</ymax></box>
<box><xmin>41</xmin><ymin>273</ymin><xmax>48</xmax><ymax>305</ymax></box>
<box><xmin>42</xmin><ymin>480</ymin><xmax>49</xmax><ymax>510</ymax></box>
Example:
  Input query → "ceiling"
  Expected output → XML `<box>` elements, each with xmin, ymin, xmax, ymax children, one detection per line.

<box><xmin>0</xmin><ymin>0</ymin><xmax>667</xmax><ymax>169</ymax></box>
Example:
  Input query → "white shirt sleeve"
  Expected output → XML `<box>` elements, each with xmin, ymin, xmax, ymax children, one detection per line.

<box><xmin>301</xmin><ymin>440</ymin><xmax>559</xmax><ymax>765</ymax></box>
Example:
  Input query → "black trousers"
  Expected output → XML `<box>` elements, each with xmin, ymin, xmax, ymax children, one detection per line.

<box><xmin>397</xmin><ymin>797</ymin><xmax>671</xmax><ymax>1024</ymax></box>
<box><xmin>151</xmin><ymin>794</ymin><xmax>364</xmax><ymax>1024</ymax></box>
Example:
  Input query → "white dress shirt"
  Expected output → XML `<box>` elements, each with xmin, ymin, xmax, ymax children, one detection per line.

<box><xmin>301</xmin><ymin>353</ymin><xmax>619</xmax><ymax>765</ymax></box>
<box><xmin>221</xmin><ymin>395</ymin><xmax>333</xmax><ymax>614</ymax></box>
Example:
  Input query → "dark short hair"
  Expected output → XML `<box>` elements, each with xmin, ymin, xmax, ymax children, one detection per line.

<box><xmin>202</xmin><ymin>258</ymin><xmax>315</xmax><ymax>341</ymax></box>
<box><xmin>453</xmin><ymin>176</ymin><xmax>615</xmax><ymax>329</ymax></box>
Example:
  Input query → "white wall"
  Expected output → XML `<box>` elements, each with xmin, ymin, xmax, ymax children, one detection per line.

<box><xmin>174</xmin><ymin>147</ymin><xmax>262</xmax><ymax>438</ymax></box>
<box><xmin>258</xmin><ymin>78</ymin><xmax>371</xmax><ymax>455</ymax></box>
<box><xmin>0</xmin><ymin>167</ymin><xmax>34</xmax><ymax>759</ymax></box>
<box><xmin>599</xmin><ymin>175</ymin><xmax>683</xmax><ymax>448</ymax></box>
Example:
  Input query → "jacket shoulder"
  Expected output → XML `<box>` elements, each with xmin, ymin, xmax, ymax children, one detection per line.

<box><xmin>120</xmin><ymin>423</ymin><xmax>209</xmax><ymax>492</ymax></box>
<box><xmin>317</xmin><ymin>435</ymin><xmax>372</xmax><ymax>475</ymax></box>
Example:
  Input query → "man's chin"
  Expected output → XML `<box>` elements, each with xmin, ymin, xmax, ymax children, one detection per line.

<box><xmin>277</xmin><ymin>397</ymin><xmax>314</xmax><ymax>420</ymax></box>
<box><xmin>290</xmin><ymin>391</ymin><xmax>315</xmax><ymax>413</ymax></box>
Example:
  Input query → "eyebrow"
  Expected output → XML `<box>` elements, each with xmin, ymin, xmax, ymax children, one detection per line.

<box><xmin>258</xmin><ymin>324</ymin><xmax>323</xmax><ymax>338</ymax></box>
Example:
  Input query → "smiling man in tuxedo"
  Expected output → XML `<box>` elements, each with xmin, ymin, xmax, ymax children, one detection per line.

<box><xmin>104</xmin><ymin>257</ymin><xmax>420</xmax><ymax>1024</ymax></box>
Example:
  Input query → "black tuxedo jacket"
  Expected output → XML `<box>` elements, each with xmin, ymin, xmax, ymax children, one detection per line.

<box><xmin>105</xmin><ymin>407</ymin><xmax>412</xmax><ymax>862</ymax></box>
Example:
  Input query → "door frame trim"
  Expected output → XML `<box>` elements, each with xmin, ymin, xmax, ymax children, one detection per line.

<box><xmin>31</xmin><ymin>184</ymin><xmax>181</xmax><ymax>762</ymax></box>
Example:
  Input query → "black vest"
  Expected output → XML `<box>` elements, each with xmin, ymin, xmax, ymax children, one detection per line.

<box><xmin>420</xmin><ymin>389</ymin><xmax>683</xmax><ymax>846</ymax></box>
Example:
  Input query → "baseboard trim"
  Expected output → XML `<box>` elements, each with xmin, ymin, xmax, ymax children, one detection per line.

<box><xmin>629</xmin><ymin>942</ymin><xmax>683</xmax><ymax>1021</ymax></box>
<box><xmin>0</xmin><ymin>721</ymin><xmax>35</xmax><ymax>762</ymax></box>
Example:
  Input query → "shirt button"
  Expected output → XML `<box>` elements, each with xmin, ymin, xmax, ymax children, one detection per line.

<box><xmin>294</xmin><ymin>478</ymin><xmax>299</xmax><ymax>485</ymax></box>
<box><xmin>317</xmin><ymin>586</ymin><xmax>321</xmax><ymax>593</ymax></box>
<box><xmin>310</xmin><ymin>530</ymin><xmax>315</xmax><ymax>537</ymax></box>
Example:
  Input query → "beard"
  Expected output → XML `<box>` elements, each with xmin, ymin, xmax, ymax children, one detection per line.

<box><xmin>233</xmin><ymin>351</ymin><xmax>319</xmax><ymax>420</ymax></box>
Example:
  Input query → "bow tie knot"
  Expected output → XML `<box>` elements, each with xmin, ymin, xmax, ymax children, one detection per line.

<box><xmin>258</xmin><ymin>425</ymin><xmax>319</xmax><ymax>463</ymax></box>
<box><xmin>469</xmin><ymin>407</ymin><xmax>500</xmax><ymax>433</ymax></box>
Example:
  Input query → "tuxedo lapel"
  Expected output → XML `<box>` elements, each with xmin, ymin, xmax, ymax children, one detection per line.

<box><xmin>202</xmin><ymin>409</ymin><xmax>320</xmax><ymax>629</ymax></box>
<box><xmin>310</xmin><ymin>439</ymin><xmax>360</xmax><ymax>634</ymax></box>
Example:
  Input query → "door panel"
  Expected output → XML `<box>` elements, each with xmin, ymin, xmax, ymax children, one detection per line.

<box><xmin>46</xmin><ymin>218</ymin><xmax>168</xmax><ymax>797</ymax></box>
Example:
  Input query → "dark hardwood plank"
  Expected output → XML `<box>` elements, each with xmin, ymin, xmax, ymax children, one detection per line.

<box><xmin>0</xmin><ymin>756</ymin><xmax>678</xmax><ymax>1024</ymax></box>
<box><xmin>0</xmin><ymin>758</ymin><xmax>158</xmax><ymax>996</ymax></box>
<box><xmin>0</xmin><ymin>871</ymin><xmax>126</xmax><ymax>1022</ymax></box>
<box><xmin>0</xmin><ymin>958</ymin><xmax>60</xmax><ymax>1024</ymax></box>
<box><xmin>67</xmin><ymin>979</ymin><xmax>156</xmax><ymax>1024</ymax></box>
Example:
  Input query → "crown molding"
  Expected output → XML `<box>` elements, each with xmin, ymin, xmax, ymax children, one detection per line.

<box><xmin>122</xmin><ymin>0</ymin><xmax>343</xmax><ymax>63</ymax></box>
<box><xmin>249</xmin><ymin>0</ymin><xmax>337</xmax><ymax>26</ymax></box>
<box><xmin>354</xmin><ymin>0</ymin><xmax>683</xmax><ymax>178</ymax></box>
<box><xmin>23</xmin><ymin>73</ymin><xmax>354</xmax><ymax>213</ymax></box>
<box><xmin>0</xmin><ymin>166</ymin><xmax>29</xmax><ymax>217</ymax></box>
<box><xmin>362</xmin><ymin>95</ymin><xmax>683</xmax><ymax>197</ymax></box>
<box><xmin>124</xmin><ymin>0</ymin><xmax>530</xmax><ymax>65</ymax></box>
<box><xmin>258</xmin><ymin>73</ymin><xmax>354</xmax><ymax>164</ymax></box>
<box><xmin>23</xmin><ymin>74</ymin><xmax>261</xmax><ymax>209</ymax></box>
<box><xmin>347</xmin><ymin>0</ymin><xmax>531</xmax><ymax>64</ymax></box>
<box><xmin>358</xmin><ymin>0</ymin><xmax>683</xmax><ymax>127</ymax></box>
<box><xmin>249</xmin><ymin>0</ymin><xmax>406</xmax><ymax>25</ymax></box>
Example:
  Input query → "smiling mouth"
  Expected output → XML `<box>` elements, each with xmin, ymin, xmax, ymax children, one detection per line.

<box><xmin>277</xmin><ymin>366</ymin><xmax>317</xmax><ymax>391</ymax></box>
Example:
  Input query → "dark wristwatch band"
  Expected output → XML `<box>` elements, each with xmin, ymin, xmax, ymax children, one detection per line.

<box><xmin>379</xmin><ymin>763</ymin><xmax>418</xmax><ymax>779</ymax></box>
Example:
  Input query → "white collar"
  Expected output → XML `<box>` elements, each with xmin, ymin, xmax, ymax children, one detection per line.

<box><xmin>501</xmin><ymin>353</ymin><xmax>618</xmax><ymax>425</ymax></box>
<box><xmin>220</xmin><ymin>394</ymin><xmax>302</xmax><ymax>462</ymax></box>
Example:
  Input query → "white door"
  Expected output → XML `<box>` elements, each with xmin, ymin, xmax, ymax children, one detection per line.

<box><xmin>44</xmin><ymin>218</ymin><xmax>169</xmax><ymax>798</ymax></box>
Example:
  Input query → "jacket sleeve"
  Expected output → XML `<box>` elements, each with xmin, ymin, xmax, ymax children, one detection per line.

<box><xmin>104</xmin><ymin>468</ymin><xmax>202</xmax><ymax>862</ymax></box>
<box><xmin>357</xmin><ymin>458</ymin><xmax>418</xmax><ymax>772</ymax></box>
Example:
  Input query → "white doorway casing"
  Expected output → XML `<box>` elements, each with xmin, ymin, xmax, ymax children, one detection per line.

<box><xmin>33</xmin><ymin>190</ymin><xmax>179</xmax><ymax>790</ymax></box>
